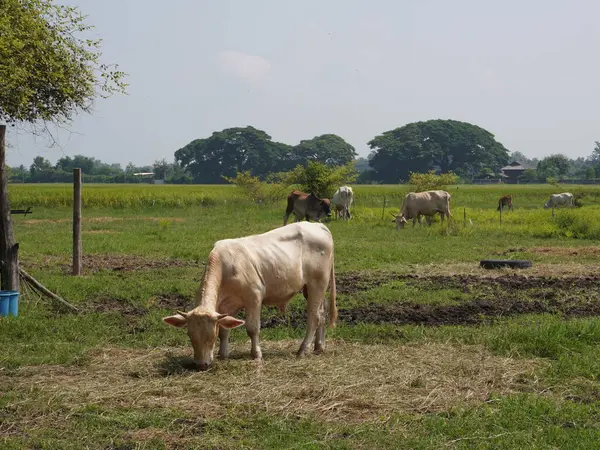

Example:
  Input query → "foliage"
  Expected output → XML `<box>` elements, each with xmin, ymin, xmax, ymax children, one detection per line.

<box><xmin>0</xmin><ymin>0</ymin><xmax>127</xmax><ymax>124</ymax></box>
<box><xmin>224</xmin><ymin>161</ymin><xmax>358</xmax><ymax>201</ymax></box>
<box><xmin>353</xmin><ymin>157</ymin><xmax>370</xmax><ymax>173</ymax></box>
<box><xmin>175</xmin><ymin>126</ymin><xmax>296</xmax><ymax>183</ymax></box>
<box><xmin>509</xmin><ymin>150</ymin><xmax>538</xmax><ymax>167</ymax></box>
<box><xmin>368</xmin><ymin>119</ymin><xmax>510</xmax><ymax>183</ymax></box>
<box><xmin>586</xmin><ymin>167</ymin><xmax>596</xmax><ymax>179</ymax></box>
<box><xmin>289</xmin><ymin>161</ymin><xmax>358</xmax><ymax>198</ymax></box>
<box><xmin>537</xmin><ymin>154</ymin><xmax>570</xmax><ymax>181</ymax></box>
<box><xmin>519</xmin><ymin>168</ymin><xmax>538</xmax><ymax>183</ymax></box>
<box><xmin>292</xmin><ymin>134</ymin><xmax>357</xmax><ymax>166</ymax></box>
<box><xmin>408</xmin><ymin>170</ymin><xmax>459</xmax><ymax>192</ymax></box>
<box><xmin>175</xmin><ymin>128</ymin><xmax>357</xmax><ymax>184</ymax></box>
<box><xmin>222</xmin><ymin>171</ymin><xmax>292</xmax><ymax>203</ymax></box>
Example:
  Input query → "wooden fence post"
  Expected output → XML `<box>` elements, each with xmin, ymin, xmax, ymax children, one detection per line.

<box><xmin>72</xmin><ymin>168</ymin><xmax>82</xmax><ymax>275</ymax></box>
<box><xmin>463</xmin><ymin>207</ymin><xmax>466</xmax><ymax>226</ymax></box>
<box><xmin>0</xmin><ymin>125</ymin><xmax>19</xmax><ymax>290</ymax></box>
<box><xmin>381</xmin><ymin>195</ymin><xmax>386</xmax><ymax>220</ymax></box>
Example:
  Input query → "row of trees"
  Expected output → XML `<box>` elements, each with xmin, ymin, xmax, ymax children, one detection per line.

<box><xmin>7</xmin><ymin>155</ymin><xmax>193</xmax><ymax>184</ymax></box>
<box><xmin>8</xmin><ymin>122</ymin><xmax>600</xmax><ymax>184</ymax></box>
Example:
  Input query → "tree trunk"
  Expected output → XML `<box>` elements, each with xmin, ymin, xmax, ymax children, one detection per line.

<box><xmin>0</xmin><ymin>125</ymin><xmax>19</xmax><ymax>291</ymax></box>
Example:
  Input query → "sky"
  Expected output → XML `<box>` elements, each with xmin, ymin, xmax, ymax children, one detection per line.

<box><xmin>6</xmin><ymin>0</ymin><xmax>600</xmax><ymax>167</ymax></box>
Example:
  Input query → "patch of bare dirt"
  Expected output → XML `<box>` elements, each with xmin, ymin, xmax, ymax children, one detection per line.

<box><xmin>264</xmin><ymin>273</ymin><xmax>600</xmax><ymax>328</ymax></box>
<box><xmin>23</xmin><ymin>217</ymin><xmax>185</xmax><ymax>225</ymax></box>
<box><xmin>1</xmin><ymin>342</ymin><xmax>544</xmax><ymax>425</ymax></box>
<box><xmin>24</xmin><ymin>254</ymin><xmax>200</xmax><ymax>274</ymax></box>
<box><xmin>496</xmin><ymin>246</ymin><xmax>600</xmax><ymax>257</ymax></box>
<box><xmin>79</xmin><ymin>254</ymin><xmax>197</xmax><ymax>273</ymax></box>
<box><xmin>28</xmin><ymin>254</ymin><xmax>199</xmax><ymax>274</ymax></box>
<box><xmin>89</xmin><ymin>297</ymin><xmax>147</xmax><ymax>317</ymax></box>
<box><xmin>530</xmin><ymin>246</ymin><xmax>600</xmax><ymax>257</ymax></box>
<box><xmin>147</xmin><ymin>293</ymin><xmax>194</xmax><ymax>311</ymax></box>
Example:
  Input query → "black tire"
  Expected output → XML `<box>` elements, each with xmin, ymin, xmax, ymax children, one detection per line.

<box><xmin>479</xmin><ymin>259</ymin><xmax>532</xmax><ymax>269</ymax></box>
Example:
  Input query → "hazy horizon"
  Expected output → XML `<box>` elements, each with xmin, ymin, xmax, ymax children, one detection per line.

<box><xmin>6</xmin><ymin>0</ymin><xmax>600</xmax><ymax>168</ymax></box>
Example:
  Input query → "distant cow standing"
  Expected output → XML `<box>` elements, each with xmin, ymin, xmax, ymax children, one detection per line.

<box><xmin>332</xmin><ymin>186</ymin><xmax>354</xmax><ymax>220</ymax></box>
<box><xmin>391</xmin><ymin>190</ymin><xmax>452</xmax><ymax>230</ymax></box>
<box><xmin>544</xmin><ymin>192</ymin><xmax>574</xmax><ymax>209</ymax></box>
<box><xmin>283</xmin><ymin>190</ymin><xmax>332</xmax><ymax>226</ymax></box>
<box><xmin>497</xmin><ymin>195</ymin><xmax>513</xmax><ymax>211</ymax></box>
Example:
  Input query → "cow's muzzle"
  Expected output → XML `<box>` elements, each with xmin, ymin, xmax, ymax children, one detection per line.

<box><xmin>195</xmin><ymin>361</ymin><xmax>211</xmax><ymax>371</ymax></box>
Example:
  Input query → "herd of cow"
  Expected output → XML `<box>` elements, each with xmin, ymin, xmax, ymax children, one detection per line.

<box><xmin>163</xmin><ymin>187</ymin><xmax>578</xmax><ymax>371</ymax></box>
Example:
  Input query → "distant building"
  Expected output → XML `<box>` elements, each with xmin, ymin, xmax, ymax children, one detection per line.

<box><xmin>500</xmin><ymin>161</ymin><xmax>534</xmax><ymax>184</ymax></box>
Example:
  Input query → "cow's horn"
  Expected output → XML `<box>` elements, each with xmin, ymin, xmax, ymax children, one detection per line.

<box><xmin>176</xmin><ymin>310</ymin><xmax>189</xmax><ymax>318</ymax></box>
<box><xmin>390</xmin><ymin>212</ymin><xmax>397</xmax><ymax>218</ymax></box>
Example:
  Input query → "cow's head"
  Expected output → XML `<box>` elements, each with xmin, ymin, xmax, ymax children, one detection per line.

<box><xmin>309</xmin><ymin>193</ymin><xmax>332</xmax><ymax>221</ymax></box>
<box><xmin>543</xmin><ymin>201</ymin><xmax>550</xmax><ymax>209</ymax></box>
<box><xmin>321</xmin><ymin>198</ymin><xmax>332</xmax><ymax>219</ymax></box>
<box><xmin>390</xmin><ymin>212</ymin><xmax>408</xmax><ymax>229</ymax></box>
<box><xmin>163</xmin><ymin>309</ymin><xmax>244</xmax><ymax>371</ymax></box>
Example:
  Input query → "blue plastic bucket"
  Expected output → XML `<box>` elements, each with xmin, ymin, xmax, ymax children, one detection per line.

<box><xmin>0</xmin><ymin>290</ymin><xmax>19</xmax><ymax>317</ymax></box>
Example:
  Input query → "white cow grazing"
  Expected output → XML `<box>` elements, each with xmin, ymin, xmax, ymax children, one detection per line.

<box><xmin>163</xmin><ymin>222</ymin><xmax>337</xmax><ymax>371</ymax></box>
<box><xmin>544</xmin><ymin>192</ymin><xmax>574</xmax><ymax>209</ymax></box>
<box><xmin>332</xmin><ymin>185</ymin><xmax>354</xmax><ymax>220</ymax></box>
<box><xmin>391</xmin><ymin>190</ymin><xmax>452</xmax><ymax>230</ymax></box>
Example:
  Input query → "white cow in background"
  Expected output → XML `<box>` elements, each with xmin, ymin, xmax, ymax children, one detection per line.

<box><xmin>332</xmin><ymin>186</ymin><xmax>354</xmax><ymax>220</ymax></box>
<box><xmin>391</xmin><ymin>190</ymin><xmax>452</xmax><ymax>230</ymax></box>
<box><xmin>544</xmin><ymin>192</ymin><xmax>574</xmax><ymax>209</ymax></box>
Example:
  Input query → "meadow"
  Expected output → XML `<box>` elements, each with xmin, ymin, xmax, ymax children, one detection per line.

<box><xmin>2</xmin><ymin>183</ymin><xmax>600</xmax><ymax>449</ymax></box>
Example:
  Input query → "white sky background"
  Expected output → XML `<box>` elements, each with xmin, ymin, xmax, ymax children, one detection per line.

<box><xmin>6</xmin><ymin>0</ymin><xmax>600</xmax><ymax>167</ymax></box>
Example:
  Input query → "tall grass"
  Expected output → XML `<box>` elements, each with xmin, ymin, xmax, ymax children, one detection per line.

<box><xmin>10</xmin><ymin>183</ymin><xmax>600</xmax><ymax>209</ymax></box>
<box><xmin>9</xmin><ymin>183</ymin><xmax>600</xmax><ymax>239</ymax></box>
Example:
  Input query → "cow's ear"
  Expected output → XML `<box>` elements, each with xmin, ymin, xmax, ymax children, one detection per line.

<box><xmin>218</xmin><ymin>316</ymin><xmax>245</xmax><ymax>329</ymax></box>
<box><xmin>163</xmin><ymin>314</ymin><xmax>188</xmax><ymax>328</ymax></box>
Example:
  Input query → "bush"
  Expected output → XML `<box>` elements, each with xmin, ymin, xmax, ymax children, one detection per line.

<box><xmin>291</xmin><ymin>161</ymin><xmax>357</xmax><ymax>198</ymax></box>
<box><xmin>222</xmin><ymin>171</ymin><xmax>291</xmax><ymax>203</ymax></box>
<box><xmin>408</xmin><ymin>171</ymin><xmax>458</xmax><ymax>192</ymax></box>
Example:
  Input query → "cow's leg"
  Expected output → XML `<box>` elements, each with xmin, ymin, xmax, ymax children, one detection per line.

<box><xmin>218</xmin><ymin>326</ymin><xmax>230</xmax><ymax>360</ymax></box>
<box><xmin>297</xmin><ymin>281</ymin><xmax>326</xmax><ymax>358</ymax></box>
<box><xmin>314</xmin><ymin>293</ymin><xmax>327</xmax><ymax>354</ymax></box>
<box><xmin>244</xmin><ymin>296</ymin><xmax>263</xmax><ymax>361</ymax></box>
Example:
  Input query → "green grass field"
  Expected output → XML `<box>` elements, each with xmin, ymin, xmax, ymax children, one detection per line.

<box><xmin>2</xmin><ymin>183</ymin><xmax>600</xmax><ymax>449</ymax></box>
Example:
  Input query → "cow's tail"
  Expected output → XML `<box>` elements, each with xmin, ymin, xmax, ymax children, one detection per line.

<box><xmin>328</xmin><ymin>255</ymin><xmax>338</xmax><ymax>328</ymax></box>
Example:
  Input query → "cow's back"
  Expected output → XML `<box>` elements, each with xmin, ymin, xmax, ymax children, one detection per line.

<box><xmin>402</xmin><ymin>190</ymin><xmax>450</xmax><ymax>217</ymax></box>
<box><xmin>214</xmin><ymin>222</ymin><xmax>333</xmax><ymax>300</ymax></box>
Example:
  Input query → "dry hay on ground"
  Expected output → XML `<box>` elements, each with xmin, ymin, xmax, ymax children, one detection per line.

<box><xmin>2</xmin><ymin>341</ymin><xmax>543</xmax><ymax>428</ymax></box>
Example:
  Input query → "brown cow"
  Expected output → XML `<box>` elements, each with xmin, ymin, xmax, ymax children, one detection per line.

<box><xmin>497</xmin><ymin>195</ymin><xmax>513</xmax><ymax>211</ymax></box>
<box><xmin>283</xmin><ymin>190</ymin><xmax>332</xmax><ymax>226</ymax></box>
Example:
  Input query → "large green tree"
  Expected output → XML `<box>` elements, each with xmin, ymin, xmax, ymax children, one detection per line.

<box><xmin>175</xmin><ymin>126</ymin><xmax>294</xmax><ymax>183</ymax></box>
<box><xmin>176</xmin><ymin>129</ymin><xmax>357</xmax><ymax>183</ymax></box>
<box><xmin>0</xmin><ymin>0</ymin><xmax>127</xmax><ymax>125</ymax></box>
<box><xmin>367</xmin><ymin>120</ymin><xmax>510</xmax><ymax>183</ymax></box>
<box><xmin>292</xmin><ymin>134</ymin><xmax>357</xmax><ymax>166</ymax></box>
